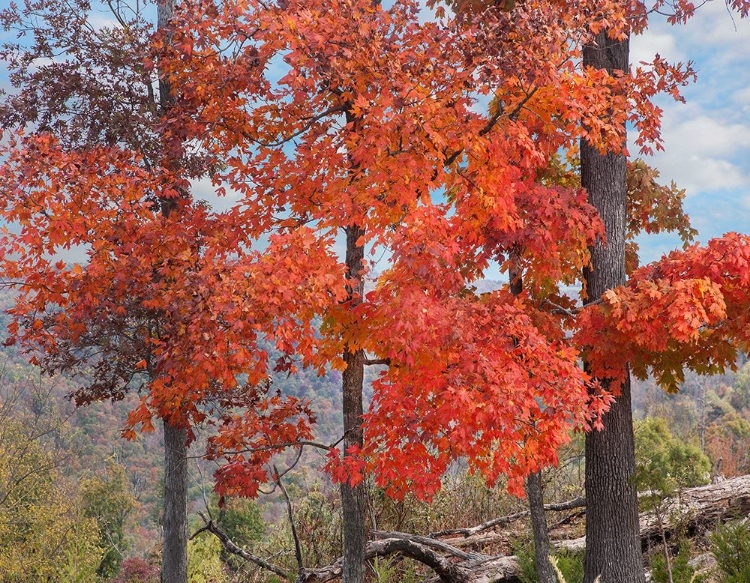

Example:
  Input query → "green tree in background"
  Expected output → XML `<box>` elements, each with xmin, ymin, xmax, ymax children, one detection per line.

<box><xmin>635</xmin><ymin>417</ymin><xmax>711</xmax><ymax>583</ymax></box>
<box><xmin>188</xmin><ymin>532</ymin><xmax>227</xmax><ymax>583</ymax></box>
<box><xmin>0</xmin><ymin>414</ymin><xmax>102</xmax><ymax>581</ymax></box>
<box><xmin>79</xmin><ymin>462</ymin><xmax>136</xmax><ymax>579</ymax></box>
<box><xmin>635</xmin><ymin>417</ymin><xmax>711</xmax><ymax>500</ymax></box>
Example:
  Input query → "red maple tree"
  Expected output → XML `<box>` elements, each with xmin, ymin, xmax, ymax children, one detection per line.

<box><xmin>2</xmin><ymin>0</ymin><xmax>750</xmax><ymax>581</ymax></box>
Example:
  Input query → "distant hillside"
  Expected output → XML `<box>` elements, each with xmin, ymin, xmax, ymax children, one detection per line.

<box><xmin>2</xmin><ymin>281</ymin><xmax>748</xmax><ymax>562</ymax></box>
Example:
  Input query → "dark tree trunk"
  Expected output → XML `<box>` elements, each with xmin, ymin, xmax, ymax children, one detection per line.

<box><xmin>582</xmin><ymin>378</ymin><xmax>643</xmax><ymax>583</ymax></box>
<box><xmin>526</xmin><ymin>472</ymin><xmax>557</xmax><ymax>583</ymax></box>
<box><xmin>341</xmin><ymin>224</ymin><xmax>367</xmax><ymax>583</ymax></box>
<box><xmin>581</xmin><ymin>31</ymin><xmax>645</xmax><ymax>583</ymax></box>
<box><xmin>156</xmin><ymin>6</ymin><xmax>188</xmax><ymax>581</ymax></box>
<box><xmin>163</xmin><ymin>421</ymin><xmax>188</xmax><ymax>583</ymax></box>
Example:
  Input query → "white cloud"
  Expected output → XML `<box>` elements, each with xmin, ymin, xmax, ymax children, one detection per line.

<box><xmin>190</xmin><ymin>176</ymin><xmax>244</xmax><ymax>213</ymax></box>
<box><xmin>28</xmin><ymin>56</ymin><xmax>58</xmax><ymax>70</ymax></box>
<box><xmin>677</xmin><ymin>0</ymin><xmax>750</xmax><ymax>61</ymax></box>
<box><xmin>630</xmin><ymin>3</ymin><xmax>750</xmax><ymax>259</ymax></box>
<box><xmin>87</xmin><ymin>13</ymin><xmax>121</xmax><ymax>31</ymax></box>
<box><xmin>733</xmin><ymin>86</ymin><xmax>750</xmax><ymax>113</ymax></box>
<box><xmin>639</xmin><ymin>108</ymin><xmax>750</xmax><ymax>195</ymax></box>
<box><xmin>630</xmin><ymin>31</ymin><xmax>684</xmax><ymax>66</ymax></box>
<box><xmin>667</xmin><ymin>113</ymin><xmax>750</xmax><ymax>157</ymax></box>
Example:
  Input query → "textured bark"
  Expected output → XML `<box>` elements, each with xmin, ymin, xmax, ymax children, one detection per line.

<box><xmin>638</xmin><ymin>474</ymin><xmax>750</xmax><ymax>542</ymax></box>
<box><xmin>526</xmin><ymin>472</ymin><xmax>557</xmax><ymax>583</ymax></box>
<box><xmin>341</xmin><ymin>224</ymin><xmax>367</xmax><ymax>583</ymax></box>
<box><xmin>163</xmin><ymin>421</ymin><xmax>188</xmax><ymax>583</ymax></box>
<box><xmin>157</xmin><ymin>0</ymin><xmax>177</xmax><ymax>117</ymax></box>
<box><xmin>581</xmin><ymin>30</ymin><xmax>645</xmax><ymax>583</ymax></box>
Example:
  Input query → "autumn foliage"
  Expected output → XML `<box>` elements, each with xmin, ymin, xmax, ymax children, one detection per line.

<box><xmin>1</xmin><ymin>0</ymin><xmax>749</xmax><ymax>507</ymax></box>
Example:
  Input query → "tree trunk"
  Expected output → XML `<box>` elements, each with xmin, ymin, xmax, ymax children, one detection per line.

<box><xmin>156</xmin><ymin>4</ymin><xmax>189</xmax><ymax>582</ymax></box>
<box><xmin>341</xmin><ymin>224</ymin><xmax>367</xmax><ymax>583</ymax></box>
<box><xmin>581</xmin><ymin>31</ymin><xmax>645</xmax><ymax>583</ymax></box>
<box><xmin>582</xmin><ymin>379</ymin><xmax>643</xmax><ymax>582</ymax></box>
<box><xmin>526</xmin><ymin>472</ymin><xmax>557</xmax><ymax>583</ymax></box>
<box><xmin>210</xmin><ymin>474</ymin><xmax>750</xmax><ymax>583</ymax></box>
<box><xmin>163</xmin><ymin>421</ymin><xmax>188</xmax><ymax>583</ymax></box>
<box><xmin>510</xmin><ymin>258</ymin><xmax>556</xmax><ymax>582</ymax></box>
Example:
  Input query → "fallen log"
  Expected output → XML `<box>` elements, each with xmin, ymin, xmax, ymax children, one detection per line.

<box><xmin>639</xmin><ymin>474</ymin><xmax>750</xmax><ymax>545</ymax></box>
<box><xmin>431</xmin><ymin>497</ymin><xmax>586</xmax><ymax>538</ymax></box>
<box><xmin>208</xmin><ymin>474</ymin><xmax>750</xmax><ymax>583</ymax></box>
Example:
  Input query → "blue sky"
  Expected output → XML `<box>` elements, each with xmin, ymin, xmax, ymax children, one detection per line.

<box><xmin>630</xmin><ymin>1</ymin><xmax>750</xmax><ymax>263</ymax></box>
<box><xmin>0</xmin><ymin>0</ymin><xmax>747</xmax><ymax>271</ymax></box>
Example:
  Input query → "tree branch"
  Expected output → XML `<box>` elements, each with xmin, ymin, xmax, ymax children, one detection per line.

<box><xmin>275</xmin><ymin>464</ymin><xmax>305</xmax><ymax>577</ymax></box>
<box><xmin>194</xmin><ymin>513</ymin><xmax>290</xmax><ymax>581</ymax></box>
<box><xmin>430</xmin><ymin>496</ymin><xmax>586</xmax><ymax>538</ymax></box>
<box><xmin>363</xmin><ymin>358</ymin><xmax>390</xmax><ymax>366</ymax></box>
<box><xmin>373</xmin><ymin>530</ymin><xmax>477</xmax><ymax>561</ymax></box>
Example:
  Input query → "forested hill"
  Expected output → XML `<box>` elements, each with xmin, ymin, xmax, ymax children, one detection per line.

<box><xmin>0</xmin><ymin>285</ymin><xmax>350</xmax><ymax>557</ymax></box>
<box><xmin>2</xmin><ymin>279</ymin><xmax>750</xmax><ymax>578</ymax></box>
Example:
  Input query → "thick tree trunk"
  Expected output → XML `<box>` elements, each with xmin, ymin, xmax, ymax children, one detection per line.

<box><xmin>163</xmin><ymin>421</ymin><xmax>188</xmax><ymax>583</ymax></box>
<box><xmin>581</xmin><ymin>31</ymin><xmax>644</xmax><ymax>583</ymax></box>
<box><xmin>582</xmin><ymin>379</ymin><xmax>643</xmax><ymax>582</ymax></box>
<box><xmin>341</xmin><ymin>224</ymin><xmax>367</xmax><ymax>583</ymax></box>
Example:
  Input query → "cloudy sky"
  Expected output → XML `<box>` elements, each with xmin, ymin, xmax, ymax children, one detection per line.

<box><xmin>630</xmin><ymin>1</ymin><xmax>750</xmax><ymax>263</ymax></box>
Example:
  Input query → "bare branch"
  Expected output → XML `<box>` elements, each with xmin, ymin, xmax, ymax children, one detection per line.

<box><xmin>194</xmin><ymin>512</ymin><xmax>291</xmax><ymax>581</ymax></box>
<box><xmin>189</xmin><ymin>439</ymin><xmax>334</xmax><ymax>460</ymax></box>
<box><xmin>372</xmin><ymin>530</ymin><xmax>477</xmax><ymax>561</ymax></box>
<box><xmin>241</xmin><ymin>106</ymin><xmax>346</xmax><ymax>148</ymax></box>
<box><xmin>275</xmin><ymin>464</ymin><xmax>305</xmax><ymax>576</ymax></box>
<box><xmin>363</xmin><ymin>358</ymin><xmax>390</xmax><ymax>366</ymax></box>
<box><xmin>430</xmin><ymin>496</ymin><xmax>586</xmax><ymax>538</ymax></box>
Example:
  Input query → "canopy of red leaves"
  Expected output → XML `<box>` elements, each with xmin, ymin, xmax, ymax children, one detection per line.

<box><xmin>0</xmin><ymin>0</ymin><xmax>748</xmax><ymax>500</ymax></box>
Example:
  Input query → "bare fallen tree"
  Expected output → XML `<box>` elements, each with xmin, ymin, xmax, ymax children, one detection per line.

<box><xmin>198</xmin><ymin>474</ymin><xmax>750</xmax><ymax>583</ymax></box>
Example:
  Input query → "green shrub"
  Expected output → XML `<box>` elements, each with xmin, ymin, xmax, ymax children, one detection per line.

<box><xmin>650</xmin><ymin>542</ymin><xmax>705</xmax><ymax>583</ymax></box>
<box><xmin>513</xmin><ymin>540</ymin><xmax>537</xmax><ymax>583</ymax></box>
<box><xmin>635</xmin><ymin>417</ymin><xmax>711</xmax><ymax>505</ymax></box>
<box><xmin>711</xmin><ymin>520</ymin><xmax>750</xmax><ymax>582</ymax></box>
<box><xmin>371</xmin><ymin>556</ymin><xmax>420</xmax><ymax>583</ymax></box>
<box><xmin>513</xmin><ymin>540</ymin><xmax>583</xmax><ymax>583</ymax></box>
<box><xmin>554</xmin><ymin>549</ymin><xmax>584</xmax><ymax>583</ymax></box>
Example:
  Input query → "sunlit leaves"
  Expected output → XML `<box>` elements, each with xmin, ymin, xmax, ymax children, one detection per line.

<box><xmin>3</xmin><ymin>0</ymin><xmax>750</xmax><ymax>506</ymax></box>
<box><xmin>577</xmin><ymin>234</ymin><xmax>750</xmax><ymax>394</ymax></box>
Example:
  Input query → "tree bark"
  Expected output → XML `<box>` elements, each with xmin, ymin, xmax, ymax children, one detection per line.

<box><xmin>156</xmin><ymin>3</ymin><xmax>189</xmax><ymax>582</ymax></box>
<box><xmin>163</xmin><ymin>421</ymin><xmax>188</xmax><ymax>583</ymax></box>
<box><xmin>526</xmin><ymin>472</ymin><xmax>557</xmax><ymax>583</ymax></box>
<box><xmin>509</xmin><ymin>259</ymin><xmax>556</xmax><ymax>582</ymax></box>
<box><xmin>341</xmin><ymin>224</ymin><xmax>367</xmax><ymax>583</ymax></box>
<box><xmin>581</xmin><ymin>30</ymin><xmax>645</xmax><ymax>583</ymax></box>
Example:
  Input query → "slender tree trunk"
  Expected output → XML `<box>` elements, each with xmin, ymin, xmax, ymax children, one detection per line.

<box><xmin>581</xmin><ymin>31</ymin><xmax>645</xmax><ymax>583</ymax></box>
<box><xmin>163</xmin><ymin>421</ymin><xmax>189</xmax><ymax>583</ymax></box>
<box><xmin>157</xmin><ymin>3</ymin><xmax>189</xmax><ymax>582</ymax></box>
<box><xmin>341</xmin><ymin>224</ymin><xmax>367</xmax><ymax>583</ymax></box>
<box><xmin>509</xmin><ymin>259</ymin><xmax>556</xmax><ymax>583</ymax></box>
<box><xmin>526</xmin><ymin>472</ymin><xmax>557</xmax><ymax>583</ymax></box>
